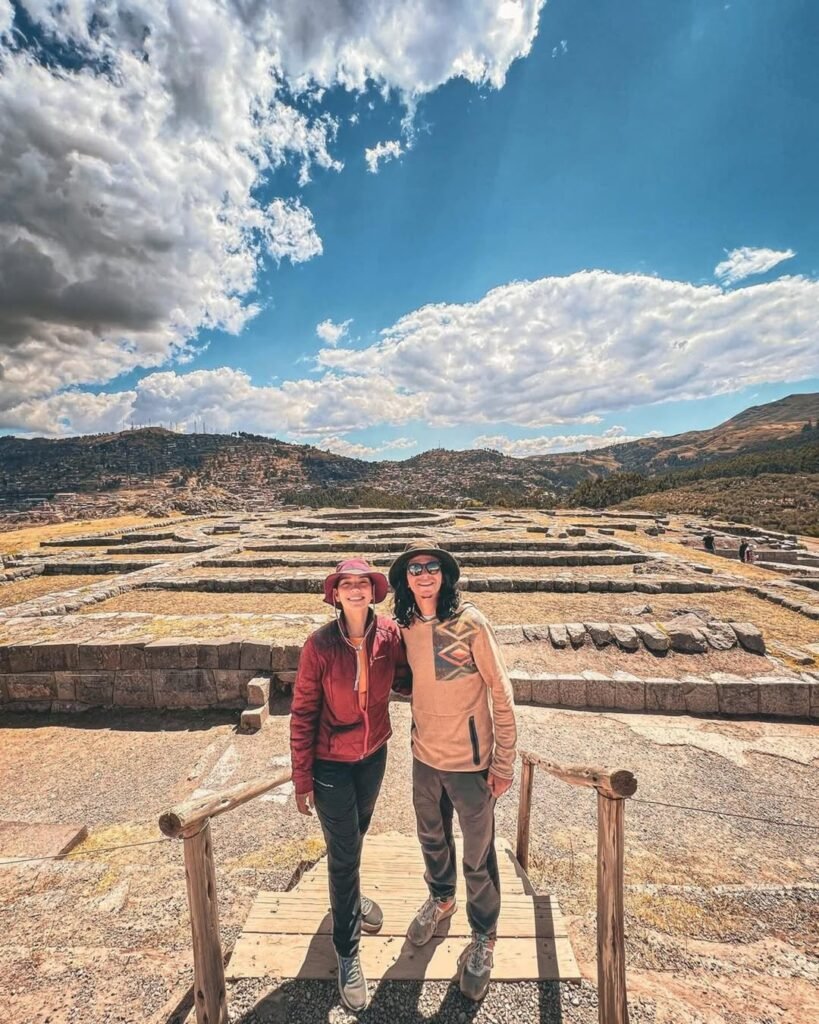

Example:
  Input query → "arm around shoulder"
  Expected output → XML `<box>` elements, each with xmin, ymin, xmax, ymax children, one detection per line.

<box><xmin>471</xmin><ymin>611</ymin><xmax>517</xmax><ymax>781</ymax></box>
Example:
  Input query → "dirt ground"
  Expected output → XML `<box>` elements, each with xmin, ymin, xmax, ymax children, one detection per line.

<box><xmin>0</xmin><ymin>575</ymin><xmax>103</xmax><ymax>608</ymax></box>
<box><xmin>76</xmin><ymin>588</ymin><xmax>819</xmax><ymax>650</ymax></box>
<box><xmin>0</xmin><ymin>703</ymin><xmax>817</xmax><ymax>1024</ymax></box>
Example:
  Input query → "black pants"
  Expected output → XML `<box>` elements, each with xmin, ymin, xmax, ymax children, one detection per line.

<box><xmin>412</xmin><ymin>757</ymin><xmax>500</xmax><ymax>936</ymax></box>
<box><xmin>312</xmin><ymin>744</ymin><xmax>388</xmax><ymax>957</ymax></box>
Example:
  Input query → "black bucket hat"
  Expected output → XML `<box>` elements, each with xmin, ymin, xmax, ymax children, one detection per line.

<box><xmin>388</xmin><ymin>538</ymin><xmax>460</xmax><ymax>589</ymax></box>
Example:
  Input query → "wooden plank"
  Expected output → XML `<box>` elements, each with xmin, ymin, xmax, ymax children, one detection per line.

<box><xmin>243</xmin><ymin>898</ymin><xmax>567</xmax><ymax>938</ymax></box>
<box><xmin>227</xmin><ymin>933</ymin><xmax>581</xmax><ymax>982</ymax></box>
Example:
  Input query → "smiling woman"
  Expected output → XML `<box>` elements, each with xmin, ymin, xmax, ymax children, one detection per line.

<box><xmin>288</xmin><ymin>556</ymin><xmax>411</xmax><ymax>1012</ymax></box>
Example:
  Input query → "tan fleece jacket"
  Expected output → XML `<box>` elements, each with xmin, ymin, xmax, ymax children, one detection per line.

<box><xmin>401</xmin><ymin>603</ymin><xmax>517</xmax><ymax>779</ymax></box>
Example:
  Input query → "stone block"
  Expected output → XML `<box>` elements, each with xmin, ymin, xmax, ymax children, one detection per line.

<box><xmin>755</xmin><ymin>678</ymin><xmax>810</xmax><ymax>718</ymax></box>
<box><xmin>730</xmin><ymin>622</ymin><xmax>766</xmax><ymax>654</ymax></box>
<box><xmin>680</xmin><ymin>675</ymin><xmax>719</xmax><ymax>714</ymax></box>
<box><xmin>206</xmin><ymin>669</ymin><xmax>253</xmax><ymax>703</ymax></box>
<box><xmin>153</xmin><ymin>670</ymin><xmax>217</xmax><ymax>708</ymax></box>
<box><xmin>240</xmin><ymin>641</ymin><xmax>273</xmax><ymax>671</ymax></box>
<box><xmin>664</xmin><ymin>625</ymin><xmax>708</xmax><ymax>654</ymax></box>
<box><xmin>522</xmin><ymin>625</ymin><xmax>551</xmax><ymax>642</ymax></box>
<box><xmin>615</xmin><ymin>678</ymin><xmax>646</xmax><ymax>711</ymax></box>
<box><xmin>216</xmin><ymin>639</ymin><xmax>243</xmax><ymax>670</ymax></box>
<box><xmin>75</xmin><ymin>673</ymin><xmax>115</xmax><ymax>706</ymax></box>
<box><xmin>143</xmin><ymin>639</ymin><xmax>184</xmax><ymax>669</ymax></box>
<box><xmin>558</xmin><ymin>676</ymin><xmax>587</xmax><ymax>707</ymax></box>
<box><xmin>633</xmin><ymin>624</ymin><xmax>670</xmax><ymax>653</ymax></box>
<box><xmin>53</xmin><ymin>672</ymin><xmax>77</xmax><ymax>700</ymax></box>
<box><xmin>574</xmin><ymin>579</ymin><xmax>590</xmax><ymax>593</ymax></box>
<box><xmin>510</xmin><ymin>671</ymin><xmax>532</xmax><ymax>703</ymax></box>
<box><xmin>716</xmin><ymin>679</ymin><xmax>759</xmax><ymax>715</ymax></box>
<box><xmin>6</xmin><ymin>673</ymin><xmax>57</xmax><ymax>701</ymax></box>
<box><xmin>276</xmin><ymin>670</ymin><xmax>297</xmax><ymax>687</ymax></box>
<box><xmin>78</xmin><ymin>643</ymin><xmax>121</xmax><ymax>672</ymax></box>
<box><xmin>247</xmin><ymin>675</ymin><xmax>271</xmax><ymax>706</ymax></box>
<box><xmin>610</xmin><ymin>624</ymin><xmax>639</xmax><ymax>651</ymax></box>
<box><xmin>548</xmin><ymin>624</ymin><xmax>569</xmax><ymax>649</ymax></box>
<box><xmin>0</xmin><ymin>645</ymin><xmax>10</xmax><ymax>674</ymax></box>
<box><xmin>240</xmin><ymin>705</ymin><xmax>269</xmax><ymax>732</ymax></box>
<box><xmin>645</xmin><ymin>678</ymin><xmax>686</xmax><ymax>712</ymax></box>
<box><xmin>583</xmin><ymin>672</ymin><xmax>616</xmax><ymax>708</ymax></box>
<box><xmin>811</xmin><ymin>682</ymin><xmax>819</xmax><ymax>720</ymax></box>
<box><xmin>585</xmin><ymin>622</ymin><xmax>614</xmax><ymax>647</ymax></box>
<box><xmin>565</xmin><ymin>623</ymin><xmax>587</xmax><ymax>648</ymax></box>
<box><xmin>610</xmin><ymin>580</ymin><xmax>634</xmax><ymax>594</ymax></box>
<box><xmin>113</xmin><ymin>671</ymin><xmax>155</xmax><ymax>707</ymax></box>
<box><xmin>530</xmin><ymin>675</ymin><xmax>561</xmax><ymax>706</ymax></box>
<box><xmin>495</xmin><ymin>626</ymin><xmax>525</xmax><ymax>644</ymax></box>
<box><xmin>702</xmin><ymin>623</ymin><xmax>737</xmax><ymax>651</ymax></box>
<box><xmin>275</xmin><ymin>644</ymin><xmax>303</xmax><ymax>671</ymax></box>
<box><xmin>119</xmin><ymin>643</ymin><xmax>147</xmax><ymax>670</ymax></box>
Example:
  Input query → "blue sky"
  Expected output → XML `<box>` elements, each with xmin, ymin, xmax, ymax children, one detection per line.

<box><xmin>1</xmin><ymin>0</ymin><xmax>817</xmax><ymax>456</ymax></box>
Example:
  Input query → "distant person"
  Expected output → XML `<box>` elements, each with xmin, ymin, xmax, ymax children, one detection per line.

<box><xmin>389</xmin><ymin>539</ymin><xmax>517</xmax><ymax>1002</ymax></box>
<box><xmin>290</xmin><ymin>558</ymin><xmax>410</xmax><ymax>1013</ymax></box>
<box><xmin>703</xmin><ymin>532</ymin><xmax>715</xmax><ymax>553</ymax></box>
<box><xmin>745</xmin><ymin>542</ymin><xmax>756</xmax><ymax>564</ymax></box>
<box><xmin>739</xmin><ymin>539</ymin><xmax>749</xmax><ymax>563</ymax></box>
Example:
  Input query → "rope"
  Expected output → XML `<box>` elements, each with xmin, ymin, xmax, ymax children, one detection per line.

<box><xmin>631</xmin><ymin>797</ymin><xmax>819</xmax><ymax>831</ymax></box>
<box><xmin>0</xmin><ymin>835</ymin><xmax>173</xmax><ymax>867</ymax></box>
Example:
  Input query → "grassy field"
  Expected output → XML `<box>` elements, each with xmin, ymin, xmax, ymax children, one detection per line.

<box><xmin>0</xmin><ymin>575</ymin><xmax>101</xmax><ymax>608</ymax></box>
<box><xmin>76</xmin><ymin>587</ymin><xmax>819</xmax><ymax>647</ymax></box>
<box><xmin>0</xmin><ymin>515</ymin><xmax>163</xmax><ymax>556</ymax></box>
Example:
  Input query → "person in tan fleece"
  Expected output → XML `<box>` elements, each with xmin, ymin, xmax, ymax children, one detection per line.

<box><xmin>389</xmin><ymin>539</ymin><xmax>517</xmax><ymax>1002</ymax></box>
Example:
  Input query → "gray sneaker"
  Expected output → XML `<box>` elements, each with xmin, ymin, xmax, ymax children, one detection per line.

<box><xmin>336</xmin><ymin>951</ymin><xmax>369</xmax><ymax>1012</ymax></box>
<box><xmin>406</xmin><ymin>894</ymin><xmax>457</xmax><ymax>946</ymax></box>
<box><xmin>360</xmin><ymin>894</ymin><xmax>383</xmax><ymax>934</ymax></box>
<box><xmin>459</xmin><ymin>931</ymin><xmax>495</xmax><ymax>1001</ymax></box>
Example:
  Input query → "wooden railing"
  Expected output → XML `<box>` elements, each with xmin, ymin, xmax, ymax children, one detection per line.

<box><xmin>160</xmin><ymin>754</ymin><xmax>636</xmax><ymax>1024</ymax></box>
<box><xmin>515</xmin><ymin>750</ymin><xmax>638</xmax><ymax>1024</ymax></box>
<box><xmin>158</xmin><ymin>768</ymin><xmax>293</xmax><ymax>1024</ymax></box>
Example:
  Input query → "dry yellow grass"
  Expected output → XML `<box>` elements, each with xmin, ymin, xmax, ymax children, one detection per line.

<box><xmin>0</xmin><ymin>574</ymin><xmax>100</xmax><ymax>608</ymax></box>
<box><xmin>0</xmin><ymin>515</ymin><xmax>166</xmax><ymax>555</ymax></box>
<box><xmin>75</xmin><ymin>586</ymin><xmax>819</xmax><ymax>648</ymax></box>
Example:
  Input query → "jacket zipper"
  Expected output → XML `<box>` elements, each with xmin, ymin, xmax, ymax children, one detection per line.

<box><xmin>468</xmin><ymin>715</ymin><xmax>480</xmax><ymax>766</ymax></box>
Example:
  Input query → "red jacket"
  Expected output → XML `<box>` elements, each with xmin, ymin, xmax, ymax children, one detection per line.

<box><xmin>290</xmin><ymin>614</ymin><xmax>410</xmax><ymax>794</ymax></box>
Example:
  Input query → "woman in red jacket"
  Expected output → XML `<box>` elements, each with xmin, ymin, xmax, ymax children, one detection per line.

<box><xmin>290</xmin><ymin>558</ymin><xmax>409</xmax><ymax>1013</ymax></box>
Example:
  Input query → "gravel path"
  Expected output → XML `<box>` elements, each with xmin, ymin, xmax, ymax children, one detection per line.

<box><xmin>1</xmin><ymin>703</ymin><xmax>817</xmax><ymax>1024</ymax></box>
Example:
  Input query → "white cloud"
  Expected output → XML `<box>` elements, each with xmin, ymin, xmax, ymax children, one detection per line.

<box><xmin>8</xmin><ymin>269</ymin><xmax>819</xmax><ymax>440</ymax></box>
<box><xmin>0</xmin><ymin>0</ymin><xmax>13</xmax><ymax>38</ymax></box>
<box><xmin>714</xmin><ymin>246</ymin><xmax>796</xmax><ymax>285</ymax></box>
<box><xmin>365</xmin><ymin>139</ymin><xmax>403</xmax><ymax>173</ymax></box>
<box><xmin>551</xmin><ymin>39</ymin><xmax>568</xmax><ymax>58</ymax></box>
<box><xmin>316</xmin><ymin>270</ymin><xmax>819</xmax><ymax>428</ymax></box>
<box><xmin>316</xmin><ymin>318</ymin><xmax>352</xmax><ymax>346</ymax></box>
<box><xmin>315</xmin><ymin>435</ymin><xmax>418</xmax><ymax>459</ymax></box>
<box><xmin>0</xmin><ymin>1</ymin><xmax>546</xmax><ymax>410</ymax></box>
<box><xmin>473</xmin><ymin>425</ymin><xmax>660</xmax><ymax>457</ymax></box>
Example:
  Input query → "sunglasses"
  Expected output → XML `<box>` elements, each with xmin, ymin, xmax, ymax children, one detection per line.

<box><xmin>407</xmin><ymin>560</ymin><xmax>442</xmax><ymax>576</ymax></box>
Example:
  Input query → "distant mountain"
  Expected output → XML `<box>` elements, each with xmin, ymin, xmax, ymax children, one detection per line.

<box><xmin>1</xmin><ymin>393</ymin><xmax>817</xmax><ymax>520</ymax></box>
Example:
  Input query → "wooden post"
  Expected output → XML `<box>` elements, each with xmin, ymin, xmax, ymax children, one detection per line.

<box><xmin>516</xmin><ymin>756</ymin><xmax>534</xmax><ymax>871</ymax></box>
<box><xmin>182</xmin><ymin>819</ymin><xmax>227</xmax><ymax>1024</ymax></box>
<box><xmin>596</xmin><ymin>791</ymin><xmax>628</xmax><ymax>1024</ymax></box>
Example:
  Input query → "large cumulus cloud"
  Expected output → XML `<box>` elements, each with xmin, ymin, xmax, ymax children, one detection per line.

<box><xmin>0</xmin><ymin>0</ymin><xmax>545</xmax><ymax>410</ymax></box>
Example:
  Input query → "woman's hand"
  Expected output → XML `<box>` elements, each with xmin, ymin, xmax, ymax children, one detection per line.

<box><xmin>487</xmin><ymin>772</ymin><xmax>513</xmax><ymax>799</ymax></box>
<box><xmin>296</xmin><ymin>791</ymin><xmax>315</xmax><ymax>816</ymax></box>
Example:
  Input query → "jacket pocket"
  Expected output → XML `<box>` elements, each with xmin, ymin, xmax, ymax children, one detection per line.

<box><xmin>468</xmin><ymin>715</ymin><xmax>480</xmax><ymax>766</ymax></box>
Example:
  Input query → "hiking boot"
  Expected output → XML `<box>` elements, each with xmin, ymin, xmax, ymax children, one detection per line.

<box><xmin>458</xmin><ymin>931</ymin><xmax>495</xmax><ymax>1001</ymax></box>
<box><xmin>336</xmin><ymin>951</ymin><xmax>369</xmax><ymax>1012</ymax></box>
<box><xmin>360</xmin><ymin>894</ymin><xmax>383</xmax><ymax>934</ymax></box>
<box><xmin>406</xmin><ymin>894</ymin><xmax>457</xmax><ymax>946</ymax></box>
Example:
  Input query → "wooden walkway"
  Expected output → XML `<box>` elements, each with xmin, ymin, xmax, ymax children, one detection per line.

<box><xmin>228</xmin><ymin>832</ymin><xmax>580</xmax><ymax>983</ymax></box>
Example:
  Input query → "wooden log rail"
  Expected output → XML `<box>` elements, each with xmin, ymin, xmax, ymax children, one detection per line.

<box><xmin>516</xmin><ymin>750</ymin><xmax>637</xmax><ymax>1024</ymax></box>
<box><xmin>158</xmin><ymin>768</ymin><xmax>292</xmax><ymax>1024</ymax></box>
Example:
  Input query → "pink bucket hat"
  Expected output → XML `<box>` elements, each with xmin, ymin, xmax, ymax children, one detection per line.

<box><xmin>323</xmin><ymin>558</ymin><xmax>389</xmax><ymax>606</ymax></box>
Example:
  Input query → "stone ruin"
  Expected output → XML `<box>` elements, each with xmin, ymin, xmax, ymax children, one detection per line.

<box><xmin>1</xmin><ymin>507</ymin><xmax>818</xmax><ymax>725</ymax></box>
